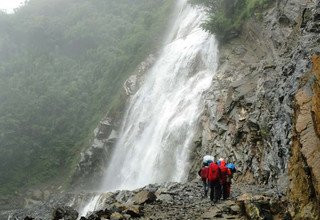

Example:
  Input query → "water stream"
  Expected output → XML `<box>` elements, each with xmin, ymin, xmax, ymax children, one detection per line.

<box><xmin>80</xmin><ymin>0</ymin><xmax>218</xmax><ymax>216</ymax></box>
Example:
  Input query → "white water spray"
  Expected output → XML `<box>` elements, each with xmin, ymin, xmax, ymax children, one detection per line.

<box><xmin>80</xmin><ymin>0</ymin><xmax>218</xmax><ymax>216</ymax></box>
<box><xmin>101</xmin><ymin>1</ymin><xmax>218</xmax><ymax>191</ymax></box>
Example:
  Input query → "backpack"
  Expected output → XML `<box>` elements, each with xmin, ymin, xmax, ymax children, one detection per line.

<box><xmin>208</xmin><ymin>162</ymin><xmax>220</xmax><ymax>182</ymax></box>
<box><xmin>200</xmin><ymin>166</ymin><xmax>209</xmax><ymax>181</ymax></box>
<box><xmin>226</xmin><ymin>163</ymin><xmax>236</xmax><ymax>173</ymax></box>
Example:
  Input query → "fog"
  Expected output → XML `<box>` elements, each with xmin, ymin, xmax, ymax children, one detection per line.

<box><xmin>0</xmin><ymin>0</ymin><xmax>175</xmax><ymax>198</ymax></box>
<box><xmin>0</xmin><ymin>0</ymin><xmax>25</xmax><ymax>13</ymax></box>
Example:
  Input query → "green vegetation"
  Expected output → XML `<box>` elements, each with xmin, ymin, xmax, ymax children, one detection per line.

<box><xmin>190</xmin><ymin>0</ymin><xmax>271</xmax><ymax>42</ymax></box>
<box><xmin>0</xmin><ymin>0</ymin><xmax>174</xmax><ymax>195</ymax></box>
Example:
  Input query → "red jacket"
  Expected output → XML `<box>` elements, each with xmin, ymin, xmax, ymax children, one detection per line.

<box><xmin>208</xmin><ymin>162</ymin><xmax>220</xmax><ymax>182</ymax></box>
<box><xmin>219</xmin><ymin>161</ymin><xmax>231</xmax><ymax>184</ymax></box>
<box><xmin>198</xmin><ymin>166</ymin><xmax>209</xmax><ymax>181</ymax></box>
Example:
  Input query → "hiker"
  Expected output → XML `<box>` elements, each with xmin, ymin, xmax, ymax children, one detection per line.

<box><xmin>218</xmin><ymin>159</ymin><xmax>231</xmax><ymax>199</ymax></box>
<box><xmin>217</xmin><ymin>158</ymin><xmax>224</xmax><ymax>166</ymax></box>
<box><xmin>198</xmin><ymin>161</ymin><xmax>209</xmax><ymax>197</ymax></box>
<box><xmin>203</xmin><ymin>155</ymin><xmax>214</xmax><ymax>164</ymax></box>
<box><xmin>208</xmin><ymin>159</ymin><xmax>221</xmax><ymax>202</ymax></box>
<box><xmin>225</xmin><ymin>163</ymin><xmax>236</xmax><ymax>198</ymax></box>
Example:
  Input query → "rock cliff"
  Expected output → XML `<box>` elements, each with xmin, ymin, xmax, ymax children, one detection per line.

<box><xmin>289</xmin><ymin>54</ymin><xmax>320</xmax><ymax>218</ymax></box>
<box><xmin>190</xmin><ymin>0</ymin><xmax>320</xmax><ymax>218</ymax></box>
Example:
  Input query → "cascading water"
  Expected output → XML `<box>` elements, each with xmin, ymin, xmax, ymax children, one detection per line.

<box><xmin>101</xmin><ymin>0</ymin><xmax>218</xmax><ymax>191</ymax></box>
<box><xmin>80</xmin><ymin>0</ymin><xmax>218</xmax><ymax>216</ymax></box>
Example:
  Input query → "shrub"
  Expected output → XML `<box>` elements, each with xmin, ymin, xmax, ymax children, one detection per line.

<box><xmin>190</xmin><ymin>0</ymin><xmax>271</xmax><ymax>42</ymax></box>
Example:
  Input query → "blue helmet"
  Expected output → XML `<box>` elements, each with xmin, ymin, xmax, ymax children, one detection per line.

<box><xmin>227</xmin><ymin>163</ymin><xmax>236</xmax><ymax>170</ymax></box>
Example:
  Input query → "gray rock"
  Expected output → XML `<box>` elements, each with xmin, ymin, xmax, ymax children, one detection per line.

<box><xmin>156</xmin><ymin>194</ymin><xmax>174</xmax><ymax>203</ymax></box>
<box><xmin>52</xmin><ymin>206</ymin><xmax>78</xmax><ymax>220</ymax></box>
<box><xmin>132</xmin><ymin>191</ymin><xmax>156</xmax><ymax>205</ymax></box>
<box><xmin>110</xmin><ymin>212</ymin><xmax>124</xmax><ymax>220</ymax></box>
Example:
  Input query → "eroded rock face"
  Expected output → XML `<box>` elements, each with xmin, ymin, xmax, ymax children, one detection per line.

<box><xmin>289</xmin><ymin>54</ymin><xmax>320</xmax><ymax>219</ymax></box>
<box><xmin>191</xmin><ymin>0</ymin><xmax>310</xmax><ymax>184</ymax></box>
<box><xmin>189</xmin><ymin>0</ymin><xmax>320</xmax><ymax>218</ymax></box>
<box><xmin>123</xmin><ymin>54</ymin><xmax>155</xmax><ymax>96</ymax></box>
<box><xmin>71</xmin><ymin>116</ymin><xmax>118</xmax><ymax>190</ymax></box>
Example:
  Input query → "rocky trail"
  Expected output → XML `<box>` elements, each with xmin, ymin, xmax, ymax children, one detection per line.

<box><xmin>4</xmin><ymin>180</ymin><xmax>289</xmax><ymax>220</ymax></box>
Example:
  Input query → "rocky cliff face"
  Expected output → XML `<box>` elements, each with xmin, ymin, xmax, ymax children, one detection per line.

<box><xmin>289</xmin><ymin>54</ymin><xmax>320</xmax><ymax>218</ymax></box>
<box><xmin>70</xmin><ymin>54</ymin><xmax>156</xmax><ymax>191</ymax></box>
<box><xmin>190</xmin><ymin>0</ymin><xmax>320</xmax><ymax>218</ymax></box>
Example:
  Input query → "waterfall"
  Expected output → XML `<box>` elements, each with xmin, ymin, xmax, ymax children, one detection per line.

<box><xmin>79</xmin><ymin>0</ymin><xmax>218</xmax><ymax>217</ymax></box>
<box><xmin>101</xmin><ymin>1</ymin><xmax>218</xmax><ymax>191</ymax></box>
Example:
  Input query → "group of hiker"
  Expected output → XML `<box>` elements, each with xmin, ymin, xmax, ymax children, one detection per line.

<box><xmin>198</xmin><ymin>155</ymin><xmax>236</xmax><ymax>203</ymax></box>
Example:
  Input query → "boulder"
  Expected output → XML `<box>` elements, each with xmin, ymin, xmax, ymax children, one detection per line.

<box><xmin>96</xmin><ymin>118</ymin><xmax>113</xmax><ymax>140</ymax></box>
<box><xmin>237</xmin><ymin>193</ymin><xmax>290</xmax><ymax>220</ymax></box>
<box><xmin>52</xmin><ymin>206</ymin><xmax>78</xmax><ymax>220</ymax></box>
<box><xmin>86</xmin><ymin>213</ymin><xmax>100</xmax><ymax>220</ymax></box>
<box><xmin>123</xmin><ymin>75</ymin><xmax>137</xmax><ymax>95</ymax></box>
<box><xmin>132</xmin><ymin>191</ymin><xmax>156</xmax><ymax>205</ymax></box>
<box><xmin>110</xmin><ymin>212</ymin><xmax>124</xmax><ymax>220</ymax></box>
<box><xmin>122</xmin><ymin>205</ymin><xmax>142</xmax><ymax>218</ymax></box>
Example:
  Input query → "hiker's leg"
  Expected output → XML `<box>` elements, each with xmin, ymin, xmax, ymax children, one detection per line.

<box><xmin>226</xmin><ymin>182</ymin><xmax>231</xmax><ymax>198</ymax></box>
<box><xmin>222</xmin><ymin>183</ymin><xmax>228</xmax><ymax>199</ymax></box>
<box><xmin>204</xmin><ymin>180</ymin><xmax>208</xmax><ymax>197</ymax></box>
<box><xmin>209</xmin><ymin>181</ymin><xmax>214</xmax><ymax>201</ymax></box>
<box><xmin>202</xmin><ymin>180</ymin><xmax>207</xmax><ymax>197</ymax></box>
<box><xmin>214</xmin><ymin>182</ymin><xmax>221</xmax><ymax>201</ymax></box>
<box><xmin>212</xmin><ymin>181</ymin><xmax>217</xmax><ymax>201</ymax></box>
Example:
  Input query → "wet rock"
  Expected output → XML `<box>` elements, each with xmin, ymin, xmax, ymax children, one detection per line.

<box><xmin>71</xmin><ymin>115</ymin><xmax>118</xmax><ymax>190</ymax></box>
<box><xmin>104</xmin><ymin>203</ymin><xmax>123</xmax><ymax>214</ymax></box>
<box><xmin>52</xmin><ymin>206</ymin><xmax>78</xmax><ymax>220</ymax></box>
<box><xmin>124</xmin><ymin>75</ymin><xmax>137</xmax><ymax>95</ymax></box>
<box><xmin>86</xmin><ymin>213</ymin><xmax>100</xmax><ymax>220</ymax></box>
<box><xmin>96</xmin><ymin>118</ymin><xmax>113</xmax><ymax>140</ymax></box>
<box><xmin>123</xmin><ymin>54</ymin><xmax>155</xmax><ymax>96</ymax></box>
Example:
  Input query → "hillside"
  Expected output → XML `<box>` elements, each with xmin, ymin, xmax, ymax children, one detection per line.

<box><xmin>0</xmin><ymin>0</ymin><xmax>174</xmax><ymax>195</ymax></box>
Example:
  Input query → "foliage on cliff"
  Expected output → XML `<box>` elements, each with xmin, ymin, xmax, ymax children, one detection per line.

<box><xmin>0</xmin><ymin>0</ymin><xmax>174</xmax><ymax>194</ymax></box>
<box><xmin>190</xmin><ymin>0</ymin><xmax>270</xmax><ymax>42</ymax></box>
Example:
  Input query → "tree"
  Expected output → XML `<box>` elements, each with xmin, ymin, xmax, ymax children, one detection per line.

<box><xmin>0</xmin><ymin>0</ymin><xmax>175</xmax><ymax>195</ymax></box>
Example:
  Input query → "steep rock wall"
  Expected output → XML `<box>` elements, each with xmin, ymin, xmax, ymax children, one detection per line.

<box><xmin>190</xmin><ymin>1</ymin><xmax>320</xmax><ymax>217</ymax></box>
<box><xmin>289</xmin><ymin>54</ymin><xmax>320</xmax><ymax>218</ymax></box>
